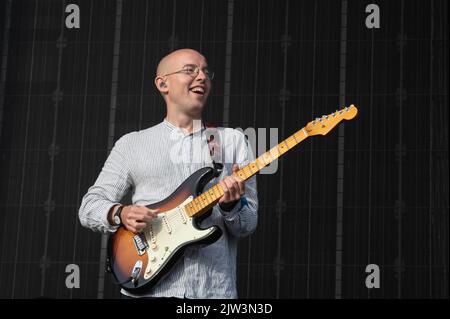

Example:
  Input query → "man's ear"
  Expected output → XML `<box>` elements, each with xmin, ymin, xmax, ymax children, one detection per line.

<box><xmin>155</xmin><ymin>76</ymin><xmax>168</xmax><ymax>94</ymax></box>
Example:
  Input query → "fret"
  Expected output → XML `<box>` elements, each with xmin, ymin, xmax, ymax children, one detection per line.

<box><xmin>213</xmin><ymin>187</ymin><xmax>220</xmax><ymax>198</ymax></box>
<box><xmin>276</xmin><ymin>145</ymin><xmax>285</xmax><ymax>156</ymax></box>
<box><xmin>208</xmin><ymin>187</ymin><xmax>217</xmax><ymax>202</ymax></box>
<box><xmin>208</xmin><ymin>188</ymin><xmax>216</xmax><ymax>201</ymax></box>
<box><xmin>259</xmin><ymin>154</ymin><xmax>267</xmax><ymax>165</ymax></box>
<box><xmin>243</xmin><ymin>165</ymin><xmax>253</xmax><ymax>178</ymax></box>
<box><xmin>195</xmin><ymin>199</ymin><xmax>202</xmax><ymax>210</ymax></box>
<box><xmin>218</xmin><ymin>185</ymin><xmax>223</xmax><ymax>195</ymax></box>
<box><xmin>285</xmin><ymin>136</ymin><xmax>297</xmax><ymax>148</ymax></box>
<box><xmin>293</xmin><ymin>131</ymin><xmax>302</xmax><ymax>142</ymax></box>
<box><xmin>236</xmin><ymin>169</ymin><xmax>246</xmax><ymax>180</ymax></box>
<box><xmin>301</xmin><ymin>128</ymin><xmax>309</xmax><ymax>138</ymax></box>
<box><xmin>192</xmin><ymin>199</ymin><xmax>199</xmax><ymax>210</ymax></box>
<box><xmin>213</xmin><ymin>185</ymin><xmax>222</xmax><ymax>197</ymax></box>
<box><xmin>190</xmin><ymin>196</ymin><xmax>203</xmax><ymax>215</ymax></box>
<box><xmin>262</xmin><ymin>152</ymin><xmax>272</xmax><ymax>164</ymax></box>
<box><xmin>205</xmin><ymin>190</ymin><xmax>213</xmax><ymax>201</ymax></box>
<box><xmin>209</xmin><ymin>191</ymin><xmax>215</xmax><ymax>202</ymax></box>
<box><xmin>189</xmin><ymin>201</ymin><xmax>196</xmax><ymax>214</ymax></box>
<box><xmin>293</xmin><ymin>129</ymin><xmax>308</xmax><ymax>142</ymax></box>
<box><xmin>190</xmin><ymin>205</ymin><xmax>197</xmax><ymax>216</ymax></box>
<box><xmin>269</xmin><ymin>147</ymin><xmax>280</xmax><ymax>159</ymax></box>
<box><xmin>278</xmin><ymin>141</ymin><xmax>289</xmax><ymax>155</ymax></box>
<box><xmin>202</xmin><ymin>193</ymin><xmax>210</xmax><ymax>205</ymax></box>
<box><xmin>249</xmin><ymin>161</ymin><xmax>259</xmax><ymax>173</ymax></box>
<box><xmin>256</xmin><ymin>157</ymin><xmax>266</xmax><ymax>168</ymax></box>
<box><xmin>194</xmin><ymin>200</ymin><xmax>201</xmax><ymax>213</ymax></box>
<box><xmin>185</xmin><ymin>203</ymin><xmax>192</xmax><ymax>216</ymax></box>
<box><xmin>196</xmin><ymin>198</ymin><xmax>205</xmax><ymax>209</ymax></box>
<box><xmin>217</xmin><ymin>185</ymin><xmax>224</xmax><ymax>196</ymax></box>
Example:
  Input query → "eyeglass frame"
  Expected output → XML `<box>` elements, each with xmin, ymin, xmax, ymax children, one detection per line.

<box><xmin>162</xmin><ymin>64</ymin><xmax>215</xmax><ymax>80</ymax></box>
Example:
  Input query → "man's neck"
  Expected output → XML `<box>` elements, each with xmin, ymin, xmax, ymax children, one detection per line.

<box><xmin>165</xmin><ymin>112</ymin><xmax>202</xmax><ymax>134</ymax></box>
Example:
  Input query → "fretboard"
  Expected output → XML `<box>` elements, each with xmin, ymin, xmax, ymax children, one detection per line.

<box><xmin>184</xmin><ymin>127</ymin><xmax>310</xmax><ymax>218</ymax></box>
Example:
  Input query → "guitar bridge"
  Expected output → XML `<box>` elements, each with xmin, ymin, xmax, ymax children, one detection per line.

<box><xmin>133</xmin><ymin>233</ymin><xmax>149</xmax><ymax>256</ymax></box>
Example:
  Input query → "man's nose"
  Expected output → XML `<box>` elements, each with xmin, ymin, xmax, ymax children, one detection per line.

<box><xmin>196</xmin><ymin>69</ymin><xmax>207</xmax><ymax>81</ymax></box>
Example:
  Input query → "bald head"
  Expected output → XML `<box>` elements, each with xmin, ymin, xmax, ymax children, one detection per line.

<box><xmin>154</xmin><ymin>48</ymin><xmax>211</xmax><ymax>112</ymax></box>
<box><xmin>156</xmin><ymin>48</ymin><xmax>206</xmax><ymax>76</ymax></box>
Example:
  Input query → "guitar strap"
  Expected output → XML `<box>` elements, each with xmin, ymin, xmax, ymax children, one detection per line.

<box><xmin>204</xmin><ymin>122</ymin><xmax>250</xmax><ymax>210</ymax></box>
<box><xmin>204</xmin><ymin>122</ymin><xmax>223</xmax><ymax>177</ymax></box>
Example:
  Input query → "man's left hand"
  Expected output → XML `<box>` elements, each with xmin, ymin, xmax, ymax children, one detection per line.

<box><xmin>218</xmin><ymin>164</ymin><xmax>245</xmax><ymax>212</ymax></box>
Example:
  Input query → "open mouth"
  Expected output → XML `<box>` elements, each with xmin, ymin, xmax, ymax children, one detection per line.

<box><xmin>189</xmin><ymin>86</ymin><xmax>205</xmax><ymax>96</ymax></box>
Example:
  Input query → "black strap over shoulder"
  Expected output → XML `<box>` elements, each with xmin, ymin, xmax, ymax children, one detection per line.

<box><xmin>204</xmin><ymin>122</ymin><xmax>223</xmax><ymax>177</ymax></box>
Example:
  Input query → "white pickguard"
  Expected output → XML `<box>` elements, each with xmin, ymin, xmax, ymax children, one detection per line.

<box><xmin>142</xmin><ymin>196</ymin><xmax>215</xmax><ymax>280</ymax></box>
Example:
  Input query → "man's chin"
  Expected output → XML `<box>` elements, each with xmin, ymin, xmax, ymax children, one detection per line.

<box><xmin>187</xmin><ymin>102</ymin><xmax>206</xmax><ymax>115</ymax></box>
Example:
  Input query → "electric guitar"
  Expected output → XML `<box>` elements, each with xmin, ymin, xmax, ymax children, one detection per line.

<box><xmin>107</xmin><ymin>105</ymin><xmax>358</xmax><ymax>293</ymax></box>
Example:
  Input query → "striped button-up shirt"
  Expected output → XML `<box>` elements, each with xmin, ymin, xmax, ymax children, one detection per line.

<box><xmin>78</xmin><ymin>119</ymin><xmax>258</xmax><ymax>298</ymax></box>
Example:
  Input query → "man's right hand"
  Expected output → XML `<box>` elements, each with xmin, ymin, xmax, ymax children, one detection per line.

<box><xmin>120</xmin><ymin>205</ymin><xmax>159</xmax><ymax>233</ymax></box>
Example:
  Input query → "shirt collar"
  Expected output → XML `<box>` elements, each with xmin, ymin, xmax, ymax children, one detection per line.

<box><xmin>163</xmin><ymin>118</ymin><xmax>205</xmax><ymax>136</ymax></box>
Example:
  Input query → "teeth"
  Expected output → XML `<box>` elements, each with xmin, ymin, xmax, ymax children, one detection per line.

<box><xmin>190</xmin><ymin>87</ymin><xmax>204</xmax><ymax>94</ymax></box>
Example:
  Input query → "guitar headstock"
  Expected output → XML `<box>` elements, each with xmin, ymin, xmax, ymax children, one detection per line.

<box><xmin>305</xmin><ymin>105</ymin><xmax>358</xmax><ymax>136</ymax></box>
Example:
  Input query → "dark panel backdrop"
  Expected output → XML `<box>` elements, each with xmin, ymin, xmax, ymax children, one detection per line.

<box><xmin>0</xmin><ymin>0</ymin><xmax>447</xmax><ymax>299</ymax></box>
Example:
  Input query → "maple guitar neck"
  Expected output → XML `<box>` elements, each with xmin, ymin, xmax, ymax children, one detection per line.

<box><xmin>184</xmin><ymin>105</ymin><xmax>358</xmax><ymax>218</ymax></box>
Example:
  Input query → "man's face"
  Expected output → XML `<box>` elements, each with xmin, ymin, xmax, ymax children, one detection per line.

<box><xmin>162</xmin><ymin>51</ymin><xmax>212</xmax><ymax>116</ymax></box>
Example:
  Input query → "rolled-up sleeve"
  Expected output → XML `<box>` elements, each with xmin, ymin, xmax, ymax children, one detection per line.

<box><xmin>218</xmin><ymin>130</ymin><xmax>258</xmax><ymax>238</ymax></box>
<box><xmin>78</xmin><ymin>135</ymin><xmax>133</xmax><ymax>234</ymax></box>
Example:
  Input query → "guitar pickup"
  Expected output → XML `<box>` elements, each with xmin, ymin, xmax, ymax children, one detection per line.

<box><xmin>133</xmin><ymin>234</ymin><xmax>149</xmax><ymax>256</ymax></box>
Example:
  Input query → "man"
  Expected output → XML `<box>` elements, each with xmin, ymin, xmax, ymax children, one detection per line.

<box><xmin>79</xmin><ymin>48</ymin><xmax>258</xmax><ymax>298</ymax></box>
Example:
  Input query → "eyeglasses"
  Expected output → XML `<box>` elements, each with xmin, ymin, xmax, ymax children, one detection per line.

<box><xmin>163</xmin><ymin>64</ymin><xmax>215</xmax><ymax>80</ymax></box>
